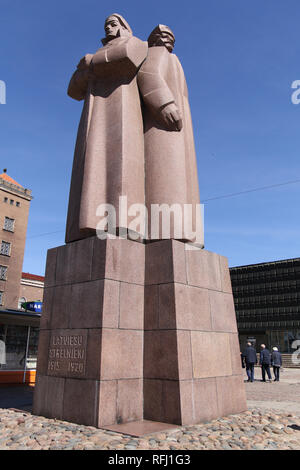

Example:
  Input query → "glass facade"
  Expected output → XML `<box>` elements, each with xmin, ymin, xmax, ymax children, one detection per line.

<box><xmin>0</xmin><ymin>323</ymin><xmax>39</xmax><ymax>375</ymax></box>
<box><xmin>26</xmin><ymin>327</ymin><xmax>39</xmax><ymax>370</ymax></box>
<box><xmin>230</xmin><ymin>258</ymin><xmax>300</xmax><ymax>353</ymax></box>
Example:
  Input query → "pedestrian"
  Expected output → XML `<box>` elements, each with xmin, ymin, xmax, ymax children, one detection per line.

<box><xmin>242</xmin><ymin>342</ymin><xmax>257</xmax><ymax>382</ymax></box>
<box><xmin>260</xmin><ymin>344</ymin><xmax>272</xmax><ymax>382</ymax></box>
<box><xmin>271</xmin><ymin>347</ymin><xmax>282</xmax><ymax>382</ymax></box>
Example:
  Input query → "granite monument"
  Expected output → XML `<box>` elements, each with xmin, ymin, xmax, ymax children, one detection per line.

<box><xmin>33</xmin><ymin>15</ymin><xmax>247</xmax><ymax>430</ymax></box>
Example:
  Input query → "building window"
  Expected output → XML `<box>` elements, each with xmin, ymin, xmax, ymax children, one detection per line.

<box><xmin>3</xmin><ymin>217</ymin><xmax>14</xmax><ymax>232</ymax></box>
<box><xmin>10</xmin><ymin>200</ymin><xmax>14</xmax><ymax>205</ymax></box>
<box><xmin>0</xmin><ymin>266</ymin><xmax>7</xmax><ymax>280</ymax></box>
<box><xmin>0</xmin><ymin>241</ymin><xmax>11</xmax><ymax>256</ymax></box>
<box><xmin>16</xmin><ymin>202</ymin><xmax>20</xmax><ymax>207</ymax></box>
<box><xmin>0</xmin><ymin>291</ymin><xmax>3</xmax><ymax>305</ymax></box>
<box><xmin>3</xmin><ymin>197</ymin><xmax>8</xmax><ymax>203</ymax></box>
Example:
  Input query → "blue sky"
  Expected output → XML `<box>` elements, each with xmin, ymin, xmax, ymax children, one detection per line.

<box><xmin>1</xmin><ymin>0</ymin><xmax>300</xmax><ymax>275</ymax></box>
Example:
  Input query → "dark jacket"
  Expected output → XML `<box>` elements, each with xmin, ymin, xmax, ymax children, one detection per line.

<box><xmin>271</xmin><ymin>351</ymin><xmax>282</xmax><ymax>367</ymax></box>
<box><xmin>260</xmin><ymin>348</ymin><xmax>271</xmax><ymax>365</ymax></box>
<box><xmin>242</xmin><ymin>346</ymin><xmax>257</xmax><ymax>365</ymax></box>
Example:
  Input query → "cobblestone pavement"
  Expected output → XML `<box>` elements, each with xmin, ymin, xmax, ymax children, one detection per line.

<box><xmin>0</xmin><ymin>407</ymin><xmax>299</xmax><ymax>450</ymax></box>
<box><xmin>0</xmin><ymin>369</ymin><xmax>299</xmax><ymax>450</ymax></box>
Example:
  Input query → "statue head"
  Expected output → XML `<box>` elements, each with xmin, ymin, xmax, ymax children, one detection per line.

<box><xmin>148</xmin><ymin>25</ymin><xmax>175</xmax><ymax>52</ymax></box>
<box><xmin>103</xmin><ymin>14</ymin><xmax>133</xmax><ymax>44</ymax></box>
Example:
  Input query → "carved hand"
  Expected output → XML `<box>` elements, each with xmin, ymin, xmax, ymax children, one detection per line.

<box><xmin>159</xmin><ymin>102</ymin><xmax>183</xmax><ymax>131</ymax></box>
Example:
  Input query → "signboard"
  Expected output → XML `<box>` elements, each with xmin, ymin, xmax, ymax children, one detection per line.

<box><xmin>21</xmin><ymin>301</ymin><xmax>43</xmax><ymax>313</ymax></box>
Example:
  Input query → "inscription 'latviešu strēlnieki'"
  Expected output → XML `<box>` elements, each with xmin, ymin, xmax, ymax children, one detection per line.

<box><xmin>49</xmin><ymin>347</ymin><xmax>85</xmax><ymax>360</ymax></box>
<box><xmin>47</xmin><ymin>332</ymin><xmax>87</xmax><ymax>378</ymax></box>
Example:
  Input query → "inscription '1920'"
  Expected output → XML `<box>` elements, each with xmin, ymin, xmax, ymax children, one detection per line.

<box><xmin>47</xmin><ymin>333</ymin><xmax>87</xmax><ymax>378</ymax></box>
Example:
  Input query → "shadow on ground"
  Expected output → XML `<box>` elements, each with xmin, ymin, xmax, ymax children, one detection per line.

<box><xmin>0</xmin><ymin>385</ymin><xmax>34</xmax><ymax>412</ymax></box>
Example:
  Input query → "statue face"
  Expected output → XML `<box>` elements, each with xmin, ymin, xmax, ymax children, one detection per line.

<box><xmin>105</xmin><ymin>16</ymin><xmax>121</xmax><ymax>40</ymax></box>
<box><xmin>148</xmin><ymin>27</ymin><xmax>175</xmax><ymax>52</ymax></box>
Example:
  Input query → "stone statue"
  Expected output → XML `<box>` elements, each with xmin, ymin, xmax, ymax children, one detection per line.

<box><xmin>34</xmin><ymin>18</ymin><xmax>246</xmax><ymax>429</ymax></box>
<box><xmin>65</xmin><ymin>14</ymin><xmax>148</xmax><ymax>243</ymax></box>
<box><xmin>138</xmin><ymin>25</ymin><xmax>203</xmax><ymax>245</ymax></box>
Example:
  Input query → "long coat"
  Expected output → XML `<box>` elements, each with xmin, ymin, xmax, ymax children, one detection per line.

<box><xmin>65</xmin><ymin>36</ymin><xmax>148</xmax><ymax>243</ymax></box>
<box><xmin>271</xmin><ymin>351</ymin><xmax>282</xmax><ymax>367</ymax></box>
<box><xmin>242</xmin><ymin>346</ymin><xmax>257</xmax><ymax>365</ymax></box>
<box><xmin>260</xmin><ymin>349</ymin><xmax>271</xmax><ymax>365</ymax></box>
<box><xmin>137</xmin><ymin>46</ymin><xmax>203</xmax><ymax>244</ymax></box>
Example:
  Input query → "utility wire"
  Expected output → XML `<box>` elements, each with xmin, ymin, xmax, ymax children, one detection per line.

<box><xmin>202</xmin><ymin>179</ymin><xmax>300</xmax><ymax>202</ymax></box>
<box><xmin>27</xmin><ymin>230</ymin><xmax>64</xmax><ymax>239</ymax></box>
<box><xmin>26</xmin><ymin>178</ymin><xmax>300</xmax><ymax>239</ymax></box>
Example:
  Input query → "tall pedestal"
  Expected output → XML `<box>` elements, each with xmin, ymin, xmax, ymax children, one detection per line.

<box><xmin>33</xmin><ymin>237</ymin><xmax>145</xmax><ymax>427</ymax></box>
<box><xmin>144</xmin><ymin>241</ymin><xmax>247</xmax><ymax>425</ymax></box>
<box><xmin>33</xmin><ymin>237</ymin><xmax>247</xmax><ymax>427</ymax></box>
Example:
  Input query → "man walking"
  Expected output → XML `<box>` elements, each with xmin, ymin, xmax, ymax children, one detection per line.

<box><xmin>242</xmin><ymin>342</ymin><xmax>257</xmax><ymax>382</ymax></box>
<box><xmin>260</xmin><ymin>344</ymin><xmax>272</xmax><ymax>382</ymax></box>
<box><xmin>271</xmin><ymin>347</ymin><xmax>282</xmax><ymax>382</ymax></box>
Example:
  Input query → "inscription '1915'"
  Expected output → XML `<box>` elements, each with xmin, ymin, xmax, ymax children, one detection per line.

<box><xmin>47</xmin><ymin>333</ymin><xmax>87</xmax><ymax>378</ymax></box>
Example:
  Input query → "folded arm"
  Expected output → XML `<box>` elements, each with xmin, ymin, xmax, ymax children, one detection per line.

<box><xmin>67</xmin><ymin>54</ymin><xmax>94</xmax><ymax>101</ymax></box>
<box><xmin>91</xmin><ymin>37</ymin><xmax>147</xmax><ymax>79</ymax></box>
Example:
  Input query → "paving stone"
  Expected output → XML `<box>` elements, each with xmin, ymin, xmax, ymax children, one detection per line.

<box><xmin>0</xmin><ymin>398</ymin><xmax>300</xmax><ymax>450</ymax></box>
